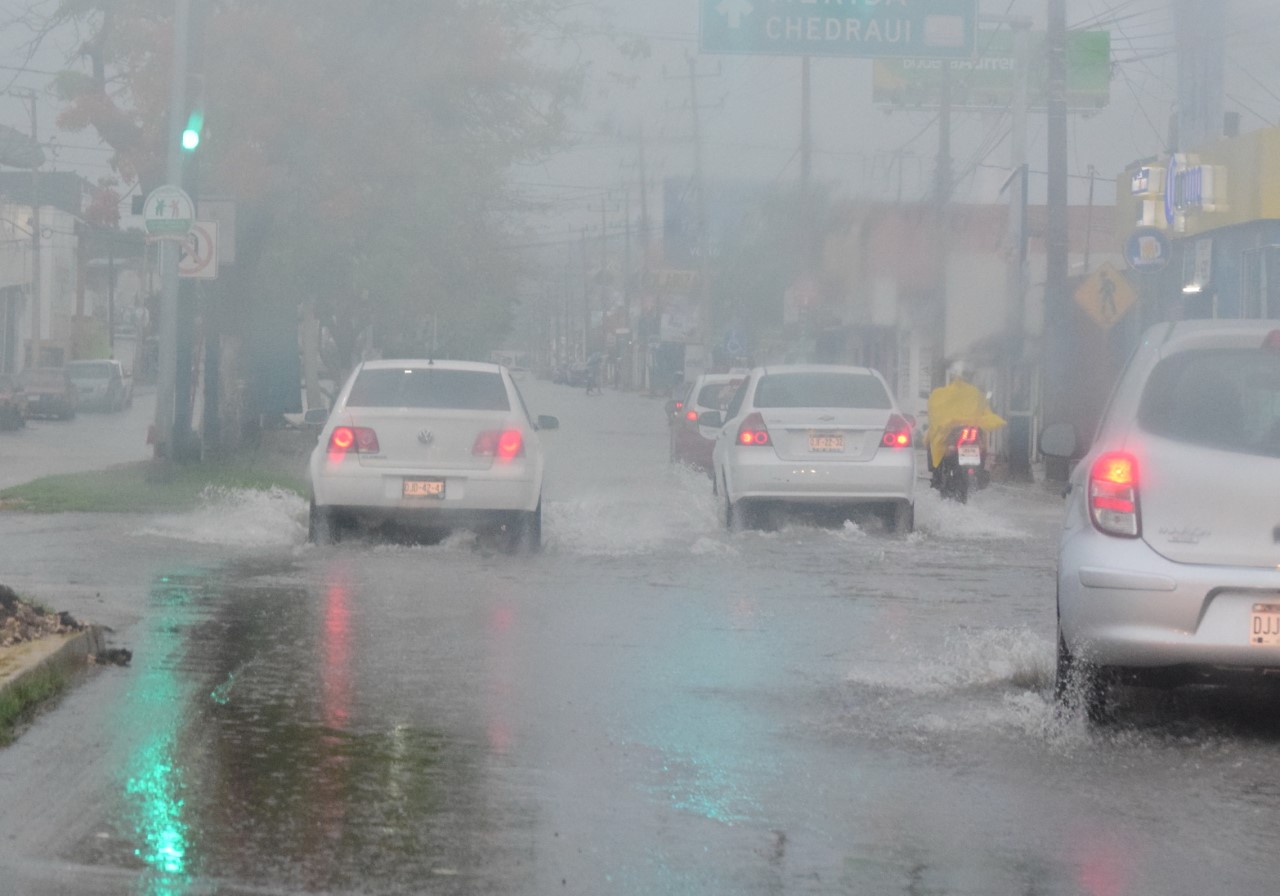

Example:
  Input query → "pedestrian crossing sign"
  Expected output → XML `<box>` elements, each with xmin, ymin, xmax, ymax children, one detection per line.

<box><xmin>1074</xmin><ymin>262</ymin><xmax>1137</xmax><ymax>329</ymax></box>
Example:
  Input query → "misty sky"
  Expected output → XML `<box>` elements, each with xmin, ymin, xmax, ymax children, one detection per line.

<box><xmin>2</xmin><ymin>1</ymin><xmax>1279</xmax><ymax>252</ymax></box>
<box><xmin>515</xmin><ymin>0</ymin><xmax>1280</xmax><ymax>248</ymax></box>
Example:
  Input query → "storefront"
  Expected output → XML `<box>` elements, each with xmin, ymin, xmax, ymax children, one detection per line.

<box><xmin>1119</xmin><ymin>127</ymin><xmax>1280</xmax><ymax>330</ymax></box>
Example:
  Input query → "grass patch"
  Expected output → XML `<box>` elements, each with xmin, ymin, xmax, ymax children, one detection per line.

<box><xmin>0</xmin><ymin>454</ymin><xmax>308</xmax><ymax>513</ymax></box>
<box><xmin>0</xmin><ymin>662</ymin><xmax>73</xmax><ymax>746</ymax></box>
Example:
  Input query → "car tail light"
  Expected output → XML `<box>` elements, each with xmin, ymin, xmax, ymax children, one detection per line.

<box><xmin>1088</xmin><ymin>451</ymin><xmax>1140</xmax><ymax>537</ymax></box>
<box><xmin>1264</xmin><ymin>330</ymin><xmax>1280</xmax><ymax>351</ymax></box>
<box><xmin>473</xmin><ymin>429</ymin><xmax>524</xmax><ymax>460</ymax></box>
<box><xmin>686</xmin><ymin>409</ymin><xmax>699</xmax><ymax>422</ymax></box>
<box><xmin>736</xmin><ymin>412</ymin><xmax>771</xmax><ymax>446</ymax></box>
<box><xmin>881</xmin><ymin>413</ymin><xmax>913</xmax><ymax>449</ymax></box>
<box><xmin>327</xmin><ymin>426</ymin><xmax>379</xmax><ymax>461</ymax></box>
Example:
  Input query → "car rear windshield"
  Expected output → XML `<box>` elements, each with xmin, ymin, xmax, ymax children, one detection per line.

<box><xmin>696</xmin><ymin>382</ymin><xmax>738</xmax><ymax>407</ymax></box>
<box><xmin>20</xmin><ymin>370</ymin><xmax>63</xmax><ymax>387</ymax></box>
<box><xmin>1138</xmin><ymin>347</ymin><xmax>1280</xmax><ymax>456</ymax></box>
<box><xmin>753</xmin><ymin>372</ymin><xmax>891</xmax><ymax>410</ymax></box>
<box><xmin>346</xmin><ymin>367</ymin><xmax>510</xmax><ymax>411</ymax></box>
<box><xmin>67</xmin><ymin>361</ymin><xmax>115</xmax><ymax>378</ymax></box>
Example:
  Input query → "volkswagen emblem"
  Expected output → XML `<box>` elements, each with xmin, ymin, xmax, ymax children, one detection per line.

<box><xmin>417</xmin><ymin>430</ymin><xmax>434</xmax><ymax>445</ymax></box>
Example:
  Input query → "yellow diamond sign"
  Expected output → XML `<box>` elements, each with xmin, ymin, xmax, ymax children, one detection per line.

<box><xmin>1075</xmin><ymin>262</ymin><xmax>1137</xmax><ymax>329</ymax></box>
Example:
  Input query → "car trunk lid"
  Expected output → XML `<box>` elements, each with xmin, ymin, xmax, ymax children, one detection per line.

<box><xmin>760</xmin><ymin>408</ymin><xmax>891</xmax><ymax>463</ymax></box>
<box><xmin>1140</xmin><ymin>436</ymin><xmax>1280</xmax><ymax>568</ymax></box>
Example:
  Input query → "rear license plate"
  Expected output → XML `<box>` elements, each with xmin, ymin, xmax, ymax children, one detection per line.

<box><xmin>1251</xmin><ymin>603</ymin><xmax>1280</xmax><ymax>645</ymax></box>
<box><xmin>403</xmin><ymin>478</ymin><xmax>445</xmax><ymax>498</ymax></box>
<box><xmin>958</xmin><ymin>444</ymin><xmax>981</xmax><ymax>466</ymax></box>
<box><xmin>809</xmin><ymin>433</ymin><xmax>843</xmax><ymax>452</ymax></box>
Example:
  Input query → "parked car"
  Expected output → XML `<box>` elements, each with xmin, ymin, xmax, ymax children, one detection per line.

<box><xmin>307</xmin><ymin>359</ymin><xmax>559</xmax><ymax>549</ymax></box>
<box><xmin>18</xmin><ymin>367</ymin><xmax>77</xmax><ymax>420</ymax></box>
<box><xmin>1043</xmin><ymin>319</ymin><xmax>1280</xmax><ymax>722</ymax></box>
<box><xmin>66</xmin><ymin>358</ymin><xmax>133</xmax><ymax>411</ymax></box>
<box><xmin>705</xmin><ymin>364</ymin><xmax>916</xmax><ymax>533</ymax></box>
<box><xmin>0</xmin><ymin>373</ymin><xmax>26</xmax><ymax>429</ymax></box>
<box><xmin>668</xmin><ymin>371</ymin><xmax>746</xmax><ymax>475</ymax></box>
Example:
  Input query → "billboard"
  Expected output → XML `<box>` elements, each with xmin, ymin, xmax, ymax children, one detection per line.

<box><xmin>701</xmin><ymin>0</ymin><xmax>978</xmax><ymax>60</ymax></box>
<box><xmin>873</xmin><ymin>29</ymin><xmax>1111</xmax><ymax>110</ymax></box>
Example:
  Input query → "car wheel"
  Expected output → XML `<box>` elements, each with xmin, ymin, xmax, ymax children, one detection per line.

<box><xmin>1054</xmin><ymin>629</ymin><xmax>1112</xmax><ymax>724</ymax></box>
<box><xmin>888</xmin><ymin>500</ymin><xmax>914</xmax><ymax>535</ymax></box>
<box><xmin>501</xmin><ymin>499</ymin><xmax>543</xmax><ymax>554</ymax></box>
<box><xmin>308</xmin><ymin>497</ymin><xmax>338</xmax><ymax>545</ymax></box>
<box><xmin>722</xmin><ymin>477</ymin><xmax>737</xmax><ymax>531</ymax></box>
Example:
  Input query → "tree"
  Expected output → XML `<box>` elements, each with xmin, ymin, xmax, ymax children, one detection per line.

<box><xmin>16</xmin><ymin>0</ymin><xmax>586</xmax><ymax>414</ymax></box>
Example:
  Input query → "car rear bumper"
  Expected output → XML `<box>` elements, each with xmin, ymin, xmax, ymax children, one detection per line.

<box><xmin>725</xmin><ymin>450</ymin><xmax>915</xmax><ymax>504</ymax></box>
<box><xmin>1058</xmin><ymin>534</ymin><xmax>1280</xmax><ymax>670</ymax></box>
<box><xmin>310</xmin><ymin>464</ymin><xmax>540</xmax><ymax>515</ymax></box>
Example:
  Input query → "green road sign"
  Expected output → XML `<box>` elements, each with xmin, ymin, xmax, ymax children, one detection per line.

<box><xmin>873</xmin><ymin>29</ymin><xmax>1111</xmax><ymax>110</ymax></box>
<box><xmin>700</xmin><ymin>0</ymin><xmax>978</xmax><ymax>59</ymax></box>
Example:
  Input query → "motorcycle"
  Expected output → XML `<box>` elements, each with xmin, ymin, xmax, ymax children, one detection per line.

<box><xmin>930</xmin><ymin>424</ymin><xmax>988</xmax><ymax>503</ymax></box>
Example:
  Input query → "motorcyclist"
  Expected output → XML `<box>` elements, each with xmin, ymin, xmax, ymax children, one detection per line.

<box><xmin>926</xmin><ymin>362</ymin><xmax>1006</xmax><ymax>488</ymax></box>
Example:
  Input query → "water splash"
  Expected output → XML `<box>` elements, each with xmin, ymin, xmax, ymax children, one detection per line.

<box><xmin>136</xmin><ymin>486</ymin><xmax>307</xmax><ymax>547</ymax></box>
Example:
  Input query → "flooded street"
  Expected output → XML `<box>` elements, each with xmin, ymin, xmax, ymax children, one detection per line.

<box><xmin>2</xmin><ymin>379</ymin><xmax>1279</xmax><ymax>895</ymax></box>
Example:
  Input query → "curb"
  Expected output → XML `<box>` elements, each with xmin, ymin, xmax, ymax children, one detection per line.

<box><xmin>0</xmin><ymin>625</ymin><xmax>108</xmax><ymax>707</ymax></box>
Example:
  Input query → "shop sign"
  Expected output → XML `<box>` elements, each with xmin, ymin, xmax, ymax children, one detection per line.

<box><xmin>1124</xmin><ymin>226</ymin><xmax>1171</xmax><ymax>273</ymax></box>
<box><xmin>1164</xmin><ymin>153</ymin><xmax>1221</xmax><ymax>231</ymax></box>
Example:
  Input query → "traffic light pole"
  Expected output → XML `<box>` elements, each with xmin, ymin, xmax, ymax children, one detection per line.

<box><xmin>153</xmin><ymin>0</ymin><xmax>190</xmax><ymax>461</ymax></box>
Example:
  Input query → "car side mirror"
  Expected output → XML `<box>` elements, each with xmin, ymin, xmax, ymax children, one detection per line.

<box><xmin>537</xmin><ymin>415</ymin><xmax>559</xmax><ymax>430</ymax></box>
<box><xmin>303</xmin><ymin>408</ymin><xmax>329</xmax><ymax>426</ymax></box>
<box><xmin>698</xmin><ymin>410</ymin><xmax>723</xmax><ymax>428</ymax></box>
<box><xmin>1039</xmin><ymin>422</ymin><xmax>1078</xmax><ymax>459</ymax></box>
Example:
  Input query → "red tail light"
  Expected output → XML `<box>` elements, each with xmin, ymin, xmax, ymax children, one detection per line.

<box><xmin>1088</xmin><ymin>451</ymin><xmax>1140</xmax><ymax>537</ymax></box>
<box><xmin>956</xmin><ymin>426</ymin><xmax>981</xmax><ymax>446</ymax></box>
<box><xmin>736</xmin><ymin>412</ymin><xmax>771</xmax><ymax>446</ymax></box>
<box><xmin>1264</xmin><ymin>330</ymin><xmax>1280</xmax><ymax>351</ymax></box>
<box><xmin>686</xmin><ymin>409</ymin><xmax>699</xmax><ymax>422</ymax></box>
<box><xmin>327</xmin><ymin>426</ymin><xmax>379</xmax><ymax>462</ymax></box>
<box><xmin>881</xmin><ymin>413</ymin><xmax>913</xmax><ymax>449</ymax></box>
<box><xmin>474</xmin><ymin>429</ymin><xmax>525</xmax><ymax>460</ymax></box>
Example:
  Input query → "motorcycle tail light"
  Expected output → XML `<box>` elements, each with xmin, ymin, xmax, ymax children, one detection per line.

<box><xmin>956</xmin><ymin>426</ymin><xmax>981</xmax><ymax>445</ymax></box>
<box><xmin>1088</xmin><ymin>451</ymin><xmax>1141</xmax><ymax>537</ymax></box>
<box><xmin>736</xmin><ymin>412</ymin><xmax>771</xmax><ymax>446</ymax></box>
<box><xmin>881</xmin><ymin>414</ymin><xmax>913</xmax><ymax>449</ymax></box>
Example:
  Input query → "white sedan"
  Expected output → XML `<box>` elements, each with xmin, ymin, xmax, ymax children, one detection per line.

<box><xmin>307</xmin><ymin>359</ymin><xmax>558</xmax><ymax>549</ymax></box>
<box><xmin>706</xmin><ymin>364</ymin><xmax>916</xmax><ymax>533</ymax></box>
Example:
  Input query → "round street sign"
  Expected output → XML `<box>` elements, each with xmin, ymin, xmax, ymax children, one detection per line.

<box><xmin>143</xmin><ymin>184</ymin><xmax>195</xmax><ymax>239</ymax></box>
<box><xmin>1124</xmin><ymin>226</ymin><xmax>1171</xmax><ymax>273</ymax></box>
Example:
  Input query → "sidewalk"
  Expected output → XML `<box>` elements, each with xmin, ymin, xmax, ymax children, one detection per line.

<box><xmin>0</xmin><ymin>625</ymin><xmax>107</xmax><ymax>735</ymax></box>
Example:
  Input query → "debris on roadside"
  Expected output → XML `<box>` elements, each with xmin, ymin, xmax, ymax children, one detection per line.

<box><xmin>0</xmin><ymin>584</ymin><xmax>87</xmax><ymax>648</ymax></box>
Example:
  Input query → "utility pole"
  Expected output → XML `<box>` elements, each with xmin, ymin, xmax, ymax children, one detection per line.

<box><xmin>800</xmin><ymin>56</ymin><xmax>812</xmax><ymax>195</ymax></box>
<box><xmin>1175</xmin><ymin>0</ymin><xmax>1226</xmax><ymax>152</ymax></box>
<box><xmin>686</xmin><ymin>52</ymin><xmax>714</xmax><ymax>352</ymax></box>
<box><xmin>930</xmin><ymin>61</ymin><xmax>953</xmax><ymax>383</ymax></box>
<box><xmin>24</xmin><ymin>92</ymin><xmax>39</xmax><ymax>367</ymax></box>
<box><xmin>1042</xmin><ymin>0</ymin><xmax>1071</xmax><ymax>479</ymax></box>
<box><xmin>154</xmin><ymin>0</ymin><xmax>190</xmax><ymax>461</ymax></box>
<box><xmin>1002</xmin><ymin>17</ymin><xmax>1033</xmax><ymax>477</ymax></box>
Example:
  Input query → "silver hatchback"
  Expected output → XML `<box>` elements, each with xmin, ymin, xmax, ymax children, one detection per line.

<box><xmin>1043</xmin><ymin>320</ymin><xmax>1280</xmax><ymax>720</ymax></box>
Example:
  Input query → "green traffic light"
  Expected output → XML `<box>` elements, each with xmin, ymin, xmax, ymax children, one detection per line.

<box><xmin>181</xmin><ymin>110</ymin><xmax>203</xmax><ymax>151</ymax></box>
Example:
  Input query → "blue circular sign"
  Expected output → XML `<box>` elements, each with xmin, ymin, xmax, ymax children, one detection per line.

<box><xmin>1124</xmin><ymin>227</ymin><xmax>1171</xmax><ymax>273</ymax></box>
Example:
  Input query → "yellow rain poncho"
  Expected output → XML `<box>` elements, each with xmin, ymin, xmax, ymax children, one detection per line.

<box><xmin>926</xmin><ymin>379</ymin><xmax>1006</xmax><ymax>469</ymax></box>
